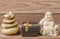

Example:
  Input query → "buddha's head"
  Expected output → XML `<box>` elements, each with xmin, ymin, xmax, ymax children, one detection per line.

<box><xmin>44</xmin><ymin>12</ymin><xmax>53</xmax><ymax>21</ymax></box>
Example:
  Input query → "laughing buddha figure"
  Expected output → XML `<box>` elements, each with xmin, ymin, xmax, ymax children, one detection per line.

<box><xmin>39</xmin><ymin>12</ymin><xmax>60</xmax><ymax>36</ymax></box>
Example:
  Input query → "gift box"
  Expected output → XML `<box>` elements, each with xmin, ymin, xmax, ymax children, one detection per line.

<box><xmin>22</xmin><ymin>22</ymin><xmax>38</xmax><ymax>24</ymax></box>
<box><xmin>22</xmin><ymin>24</ymin><xmax>40</xmax><ymax>37</ymax></box>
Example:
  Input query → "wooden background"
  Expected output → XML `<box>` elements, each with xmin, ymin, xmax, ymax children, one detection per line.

<box><xmin>0</xmin><ymin>0</ymin><xmax>60</xmax><ymax>13</ymax></box>
<box><xmin>0</xmin><ymin>0</ymin><xmax>60</xmax><ymax>39</ymax></box>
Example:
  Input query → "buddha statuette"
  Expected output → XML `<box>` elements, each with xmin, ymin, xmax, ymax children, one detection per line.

<box><xmin>39</xmin><ymin>12</ymin><xmax>59</xmax><ymax>36</ymax></box>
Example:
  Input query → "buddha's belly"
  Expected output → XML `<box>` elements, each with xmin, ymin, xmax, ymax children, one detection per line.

<box><xmin>43</xmin><ymin>26</ymin><xmax>54</xmax><ymax>31</ymax></box>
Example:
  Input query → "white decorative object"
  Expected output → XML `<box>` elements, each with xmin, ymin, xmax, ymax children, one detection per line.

<box><xmin>39</xmin><ymin>12</ymin><xmax>59</xmax><ymax>36</ymax></box>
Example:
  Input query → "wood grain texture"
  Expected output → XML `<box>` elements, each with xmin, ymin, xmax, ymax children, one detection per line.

<box><xmin>0</xmin><ymin>0</ymin><xmax>60</xmax><ymax>13</ymax></box>
<box><xmin>0</xmin><ymin>0</ymin><xmax>60</xmax><ymax>39</ymax></box>
<box><xmin>0</xmin><ymin>13</ymin><xmax>60</xmax><ymax>25</ymax></box>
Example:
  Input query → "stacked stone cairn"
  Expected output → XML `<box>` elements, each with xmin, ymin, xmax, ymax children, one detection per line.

<box><xmin>1</xmin><ymin>11</ymin><xmax>19</xmax><ymax>35</ymax></box>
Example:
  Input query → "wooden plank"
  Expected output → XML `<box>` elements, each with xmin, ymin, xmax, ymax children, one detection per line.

<box><xmin>0</xmin><ymin>13</ymin><xmax>60</xmax><ymax>25</ymax></box>
<box><xmin>0</xmin><ymin>0</ymin><xmax>60</xmax><ymax>13</ymax></box>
